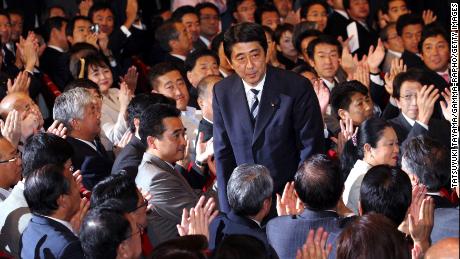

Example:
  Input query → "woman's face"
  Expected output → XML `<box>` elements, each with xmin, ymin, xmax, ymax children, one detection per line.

<box><xmin>277</xmin><ymin>30</ymin><xmax>297</xmax><ymax>59</ymax></box>
<box><xmin>367</xmin><ymin>127</ymin><xmax>400</xmax><ymax>167</ymax></box>
<box><xmin>87</xmin><ymin>64</ymin><xmax>113</xmax><ymax>93</ymax></box>
<box><xmin>306</xmin><ymin>4</ymin><xmax>328</xmax><ymax>32</ymax></box>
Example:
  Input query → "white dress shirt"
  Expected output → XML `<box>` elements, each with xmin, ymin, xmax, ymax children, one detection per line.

<box><xmin>343</xmin><ymin>159</ymin><xmax>372</xmax><ymax>214</ymax></box>
<box><xmin>242</xmin><ymin>74</ymin><xmax>266</xmax><ymax>111</ymax></box>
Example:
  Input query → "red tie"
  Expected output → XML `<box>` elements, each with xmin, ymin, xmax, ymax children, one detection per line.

<box><xmin>440</xmin><ymin>72</ymin><xmax>450</xmax><ymax>84</ymax></box>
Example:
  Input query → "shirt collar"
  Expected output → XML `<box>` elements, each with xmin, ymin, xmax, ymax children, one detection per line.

<box><xmin>321</xmin><ymin>77</ymin><xmax>337</xmax><ymax>91</ymax></box>
<box><xmin>75</xmin><ymin>138</ymin><xmax>98</xmax><ymax>152</ymax></box>
<box><xmin>436</xmin><ymin>68</ymin><xmax>449</xmax><ymax>76</ymax></box>
<box><xmin>171</xmin><ymin>54</ymin><xmax>186</xmax><ymax>61</ymax></box>
<box><xmin>42</xmin><ymin>215</ymin><xmax>74</xmax><ymax>233</ymax></box>
<box><xmin>199</xmin><ymin>36</ymin><xmax>211</xmax><ymax>48</ymax></box>
<box><xmin>387</xmin><ymin>49</ymin><xmax>402</xmax><ymax>57</ymax></box>
<box><xmin>242</xmin><ymin>73</ymin><xmax>266</xmax><ymax>94</ymax></box>
<box><xmin>402</xmin><ymin>112</ymin><xmax>416</xmax><ymax>127</ymax></box>
<box><xmin>47</xmin><ymin>45</ymin><xmax>65</xmax><ymax>53</ymax></box>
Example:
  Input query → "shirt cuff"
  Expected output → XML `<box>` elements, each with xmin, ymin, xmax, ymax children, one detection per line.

<box><xmin>120</xmin><ymin>25</ymin><xmax>132</xmax><ymax>38</ymax></box>
<box><xmin>415</xmin><ymin>121</ymin><xmax>429</xmax><ymax>130</ymax></box>
<box><xmin>370</xmin><ymin>74</ymin><xmax>384</xmax><ymax>86</ymax></box>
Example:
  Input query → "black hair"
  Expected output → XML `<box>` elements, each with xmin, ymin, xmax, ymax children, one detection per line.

<box><xmin>402</xmin><ymin>135</ymin><xmax>450</xmax><ymax>192</ymax></box>
<box><xmin>300</xmin><ymin>0</ymin><xmax>328</xmax><ymax>19</ymax></box>
<box><xmin>254</xmin><ymin>3</ymin><xmax>279</xmax><ymax>25</ymax></box>
<box><xmin>127</xmin><ymin>93</ymin><xmax>175</xmax><ymax>133</ymax></box>
<box><xmin>155</xmin><ymin>20</ymin><xmax>180</xmax><ymax>53</ymax></box>
<box><xmin>396</xmin><ymin>13</ymin><xmax>423</xmax><ymax>37</ymax></box>
<box><xmin>147</xmin><ymin>62</ymin><xmax>182</xmax><ymax>91</ymax></box>
<box><xmin>195</xmin><ymin>2</ymin><xmax>220</xmax><ymax>17</ymax></box>
<box><xmin>66</xmin><ymin>16</ymin><xmax>91</xmax><ymax>37</ymax></box>
<box><xmin>306</xmin><ymin>34</ymin><xmax>342</xmax><ymax>60</ymax></box>
<box><xmin>340</xmin><ymin>118</ymin><xmax>393</xmax><ymax>178</ymax></box>
<box><xmin>41</xmin><ymin>5</ymin><xmax>66</xmax><ymax>24</ymax></box>
<box><xmin>294</xmin><ymin>29</ymin><xmax>321</xmax><ymax>53</ymax></box>
<box><xmin>138</xmin><ymin>104</ymin><xmax>182</xmax><ymax>146</ymax></box>
<box><xmin>24</xmin><ymin>164</ymin><xmax>71</xmax><ymax>216</ymax></box>
<box><xmin>90</xmin><ymin>172</ymin><xmax>139</xmax><ymax>212</ymax></box>
<box><xmin>41</xmin><ymin>16</ymin><xmax>68</xmax><ymax>43</ymax></box>
<box><xmin>330</xmin><ymin>80</ymin><xmax>369</xmax><ymax>119</ymax></box>
<box><xmin>64</xmin><ymin>79</ymin><xmax>101</xmax><ymax>95</ymax></box>
<box><xmin>343</xmin><ymin>0</ymin><xmax>369</xmax><ymax>11</ymax></box>
<box><xmin>172</xmin><ymin>5</ymin><xmax>198</xmax><ymax>22</ymax></box>
<box><xmin>392</xmin><ymin>68</ymin><xmax>424</xmax><ymax>99</ymax></box>
<box><xmin>184</xmin><ymin>48</ymin><xmax>220</xmax><ymax>72</ymax></box>
<box><xmin>418</xmin><ymin>23</ymin><xmax>449</xmax><ymax>54</ymax></box>
<box><xmin>151</xmin><ymin>235</ymin><xmax>208</xmax><ymax>259</ymax></box>
<box><xmin>381</xmin><ymin>0</ymin><xmax>408</xmax><ymax>15</ymax></box>
<box><xmin>22</xmin><ymin>132</ymin><xmax>74</xmax><ymax>179</ymax></box>
<box><xmin>80</xmin><ymin>200</ymin><xmax>131</xmax><ymax>259</ymax></box>
<box><xmin>210</xmin><ymin>32</ymin><xmax>224</xmax><ymax>54</ymax></box>
<box><xmin>291</xmin><ymin>63</ymin><xmax>317</xmax><ymax>75</ymax></box>
<box><xmin>70</xmin><ymin>53</ymin><xmax>111</xmax><ymax>80</ymax></box>
<box><xmin>213</xmin><ymin>235</ymin><xmax>270</xmax><ymax>259</ymax></box>
<box><xmin>337</xmin><ymin>213</ymin><xmax>411</xmax><ymax>259</ymax></box>
<box><xmin>223</xmin><ymin>22</ymin><xmax>267</xmax><ymax>60</ymax></box>
<box><xmin>360</xmin><ymin>165</ymin><xmax>412</xmax><ymax>225</ymax></box>
<box><xmin>88</xmin><ymin>2</ymin><xmax>114</xmax><ymax>22</ymax></box>
<box><xmin>273</xmin><ymin>23</ymin><xmax>293</xmax><ymax>45</ymax></box>
<box><xmin>295</xmin><ymin>154</ymin><xmax>343</xmax><ymax>210</ymax></box>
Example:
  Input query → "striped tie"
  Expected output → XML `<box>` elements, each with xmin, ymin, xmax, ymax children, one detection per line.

<box><xmin>250</xmin><ymin>89</ymin><xmax>260</xmax><ymax>122</ymax></box>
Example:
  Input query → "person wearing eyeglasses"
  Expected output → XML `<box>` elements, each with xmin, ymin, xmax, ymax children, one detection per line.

<box><xmin>0</xmin><ymin>136</ymin><xmax>21</xmax><ymax>201</ymax></box>
<box><xmin>389</xmin><ymin>69</ymin><xmax>450</xmax><ymax>149</ymax></box>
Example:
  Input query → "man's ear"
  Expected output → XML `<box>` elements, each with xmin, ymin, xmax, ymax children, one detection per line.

<box><xmin>146</xmin><ymin>135</ymin><xmax>157</xmax><ymax>150</ymax></box>
<box><xmin>169</xmin><ymin>39</ymin><xmax>178</xmax><ymax>51</ymax></box>
<box><xmin>186</xmin><ymin>71</ymin><xmax>193</xmax><ymax>85</ymax></box>
<box><xmin>197</xmin><ymin>97</ymin><xmax>204</xmax><ymax>110</ymax></box>
<box><xmin>70</xmin><ymin>118</ymin><xmax>79</xmax><ymax>131</ymax></box>
<box><xmin>338</xmin><ymin>108</ymin><xmax>348</xmax><ymax>121</ymax></box>
<box><xmin>225</xmin><ymin>56</ymin><xmax>234</xmax><ymax>70</ymax></box>
<box><xmin>363</xmin><ymin>143</ymin><xmax>372</xmax><ymax>153</ymax></box>
<box><xmin>133</xmin><ymin>118</ymin><xmax>140</xmax><ymax>129</ymax></box>
<box><xmin>394</xmin><ymin>98</ymin><xmax>402</xmax><ymax>109</ymax></box>
<box><xmin>66</xmin><ymin>36</ymin><xmax>74</xmax><ymax>45</ymax></box>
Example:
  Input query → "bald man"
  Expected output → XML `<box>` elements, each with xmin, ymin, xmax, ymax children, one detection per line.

<box><xmin>425</xmin><ymin>238</ymin><xmax>459</xmax><ymax>259</ymax></box>
<box><xmin>0</xmin><ymin>93</ymin><xmax>44</xmax><ymax>143</ymax></box>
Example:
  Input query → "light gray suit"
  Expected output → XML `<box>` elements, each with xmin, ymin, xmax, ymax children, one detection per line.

<box><xmin>135</xmin><ymin>152</ymin><xmax>201</xmax><ymax>246</ymax></box>
<box><xmin>431</xmin><ymin>207</ymin><xmax>459</xmax><ymax>244</ymax></box>
<box><xmin>0</xmin><ymin>181</ymin><xmax>32</xmax><ymax>258</ymax></box>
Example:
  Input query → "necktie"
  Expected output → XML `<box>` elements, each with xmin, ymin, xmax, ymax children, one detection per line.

<box><xmin>440</xmin><ymin>72</ymin><xmax>450</xmax><ymax>84</ymax></box>
<box><xmin>250</xmin><ymin>89</ymin><xmax>260</xmax><ymax>122</ymax></box>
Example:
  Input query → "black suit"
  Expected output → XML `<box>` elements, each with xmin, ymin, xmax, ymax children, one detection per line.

<box><xmin>429</xmin><ymin>195</ymin><xmax>457</xmax><ymax>209</ymax></box>
<box><xmin>324</xmin><ymin>10</ymin><xmax>349</xmax><ymax>41</ymax></box>
<box><xmin>111</xmin><ymin>136</ymin><xmax>146</xmax><ymax>179</ymax></box>
<box><xmin>196</xmin><ymin>118</ymin><xmax>213</xmax><ymax>144</ymax></box>
<box><xmin>401</xmin><ymin>51</ymin><xmax>424</xmax><ymax>69</ymax></box>
<box><xmin>213</xmin><ymin>66</ymin><xmax>324</xmax><ymax>213</ymax></box>
<box><xmin>389</xmin><ymin>113</ymin><xmax>450</xmax><ymax>149</ymax></box>
<box><xmin>40</xmin><ymin>47</ymin><xmax>71</xmax><ymax>91</ymax></box>
<box><xmin>208</xmin><ymin>210</ymin><xmax>277</xmax><ymax>258</ymax></box>
<box><xmin>267</xmin><ymin>209</ymin><xmax>355</xmax><ymax>259</ymax></box>
<box><xmin>66</xmin><ymin>137</ymin><xmax>114</xmax><ymax>190</ymax></box>
<box><xmin>351</xmin><ymin>20</ymin><xmax>378</xmax><ymax>59</ymax></box>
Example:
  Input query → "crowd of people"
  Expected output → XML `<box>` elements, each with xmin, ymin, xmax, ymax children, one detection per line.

<box><xmin>0</xmin><ymin>0</ymin><xmax>458</xmax><ymax>258</ymax></box>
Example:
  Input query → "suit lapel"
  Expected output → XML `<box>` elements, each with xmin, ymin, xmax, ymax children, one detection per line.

<box><xmin>149</xmin><ymin>155</ymin><xmax>196</xmax><ymax>193</ymax></box>
<box><xmin>252</xmin><ymin>68</ymin><xmax>279</xmax><ymax>146</ymax></box>
<box><xmin>232</xmin><ymin>78</ymin><xmax>255</xmax><ymax>134</ymax></box>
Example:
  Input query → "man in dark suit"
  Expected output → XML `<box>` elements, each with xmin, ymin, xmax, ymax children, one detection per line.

<box><xmin>53</xmin><ymin>87</ymin><xmax>113</xmax><ymax>190</ymax></box>
<box><xmin>40</xmin><ymin>17</ymin><xmax>71</xmax><ymax>92</ymax></box>
<box><xmin>172</xmin><ymin>5</ymin><xmax>208</xmax><ymax>52</ymax></box>
<box><xmin>209</xmin><ymin>164</ymin><xmax>276</xmax><ymax>257</ymax></box>
<box><xmin>401</xmin><ymin>135</ymin><xmax>455</xmax><ymax>209</ymax></box>
<box><xmin>196</xmin><ymin>75</ymin><xmax>222</xmax><ymax>145</ymax></box>
<box><xmin>389</xmin><ymin>70</ymin><xmax>450</xmax><ymax>148</ymax></box>
<box><xmin>324</xmin><ymin>0</ymin><xmax>350</xmax><ymax>41</ymax></box>
<box><xmin>267</xmin><ymin>155</ymin><xmax>354</xmax><ymax>259</ymax></box>
<box><xmin>343</xmin><ymin>0</ymin><xmax>378</xmax><ymax>58</ymax></box>
<box><xmin>213</xmin><ymin>22</ymin><xmax>324</xmax><ymax>214</ymax></box>
<box><xmin>396</xmin><ymin>14</ymin><xmax>425</xmax><ymax>69</ymax></box>
<box><xmin>20</xmin><ymin>163</ymin><xmax>83</xmax><ymax>259</ymax></box>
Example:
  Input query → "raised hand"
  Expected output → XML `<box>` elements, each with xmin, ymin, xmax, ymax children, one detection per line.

<box><xmin>276</xmin><ymin>181</ymin><xmax>304</xmax><ymax>216</ymax></box>
<box><xmin>296</xmin><ymin>227</ymin><xmax>332</xmax><ymax>259</ymax></box>
<box><xmin>118</xmin><ymin>81</ymin><xmax>133</xmax><ymax>113</ymax></box>
<box><xmin>312</xmin><ymin>79</ymin><xmax>330</xmax><ymax>116</ymax></box>
<box><xmin>70</xmin><ymin>197</ymin><xmax>90</xmax><ymax>234</ymax></box>
<box><xmin>116</xmin><ymin>131</ymin><xmax>133</xmax><ymax>149</ymax></box>
<box><xmin>408</xmin><ymin>196</ymin><xmax>434</xmax><ymax>253</ymax></box>
<box><xmin>85</xmin><ymin>33</ymin><xmax>99</xmax><ymax>49</ymax></box>
<box><xmin>377</xmin><ymin>10</ymin><xmax>390</xmax><ymax>29</ymax></box>
<box><xmin>125</xmin><ymin>0</ymin><xmax>139</xmax><ymax>29</ymax></box>
<box><xmin>177</xmin><ymin>196</ymin><xmax>219</xmax><ymax>240</ymax></box>
<box><xmin>0</xmin><ymin>109</ymin><xmax>21</xmax><ymax>147</ymax></box>
<box><xmin>340</xmin><ymin>36</ymin><xmax>359</xmax><ymax>76</ymax></box>
<box><xmin>46</xmin><ymin>120</ymin><xmax>67</xmax><ymax>138</ymax></box>
<box><xmin>7</xmin><ymin>70</ymin><xmax>31</xmax><ymax>94</ymax></box>
<box><xmin>120</xmin><ymin>66</ymin><xmax>138</xmax><ymax>93</ymax></box>
<box><xmin>352</xmin><ymin>59</ymin><xmax>370</xmax><ymax>88</ymax></box>
<box><xmin>384</xmin><ymin>58</ymin><xmax>406</xmax><ymax>96</ymax></box>
<box><xmin>416</xmin><ymin>85</ymin><xmax>439</xmax><ymax>125</ymax></box>
<box><xmin>367</xmin><ymin>39</ymin><xmax>385</xmax><ymax>74</ymax></box>
<box><xmin>440</xmin><ymin>88</ymin><xmax>452</xmax><ymax>123</ymax></box>
<box><xmin>78</xmin><ymin>0</ymin><xmax>93</xmax><ymax>16</ymax></box>
<box><xmin>422</xmin><ymin>10</ymin><xmax>437</xmax><ymax>25</ymax></box>
<box><xmin>284</xmin><ymin>9</ymin><xmax>301</xmax><ymax>25</ymax></box>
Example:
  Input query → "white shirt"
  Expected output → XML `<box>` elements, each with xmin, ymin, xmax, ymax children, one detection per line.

<box><xmin>43</xmin><ymin>215</ymin><xmax>74</xmax><ymax>234</ymax></box>
<box><xmin>171</xmin><ymin>54</ymin><xmax>186</xmax><ymax>61</ymax></box>
<box><xmin>401</xmin><ymin>113</ymin><xmax>429</xmax><ymax>130</ymax></box>
<box><xmin>243</xmin><ymin>74</ymin><xmax>266</xmax><ymax>111</ymax></box>
<box><xmin>321</xmin><ymin>77</ymin><xmax>337</xmax><ymax>91</ymax></box>
<box><xmin>388</xmin><ymin>49</ymin><xmax>402</xmax><ymax>58</ymax></box>
<box><xmin>343</xmin><ymin>159</ymin><xmax>372</xmax><ymax>214</ymax></box>
<box><xmin>199</xmin><ymin>36</ymin><xmax>211</xmax><ymax>48</ymax></box>
<box><xmin>0</xmin><ymin>187</ymin><xmax>11</xmax><ymax>201</ymax></box>
<box><xmin>47</xmin><ymin>45</ymin><xmax>65</xmax><ymax>53</ymax></box>
<box><xmin>75</xmin><ymin>138</ymin><xmax>98</xmax><ymax>152</ymax></box>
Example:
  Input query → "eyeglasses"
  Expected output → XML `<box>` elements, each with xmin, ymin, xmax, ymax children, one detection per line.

<box><xmin>0</xmin><ymin>151</ymin><xmax>21</xmax><ymax>164</ymax></box>
<box><xmin>128</xmin><ymin>198</ymin><xmax>148</xmax><ymax>213</ymax></box>
<box><xmin>400</xmin><ymin>93</ymin><xmax>418</xmax><ymax>101</ymax></box>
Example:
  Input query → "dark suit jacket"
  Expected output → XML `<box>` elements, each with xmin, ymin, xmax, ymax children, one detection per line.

<box><xmin>213</xmin><ymin>66</ymin><xmax>325</xmax><ymax>213</ymax></box>
<box><xmin>208</xmin><ymin>210</ymin><xmax>277</xmax><ymax>258</ymax></box>
<box><xmin>429</xmin><ymin>195</ymin><xmax>457</xmax><ymax>209</ymax></box>
<box><xmin>197</xmin><ymin>118</ymin><xmax>213</xmax><ymax>144</ymax></box>
<box><xmin>39</xmin><ymin>47</ymin><xmax>71</xmax><ymax>91</ymax></box>
<box><xmin>351</xmin><ymin>20</ymin><xmax>378</xmax><ymax>59</ymax></box>
<box><xmin>66</xmin><ymin>137</ymin><xmax>113</xmax><ymax>190</ymax></box>
<box><xmin>389</xmin><ymin>113</ymin><xmax>450</xmax><ymax>149</ymax></box>
<box><xmin>401</xmin><ymin>51</ymin><xmax>424</xmax><ymax>69</ymax></box>
<box><xmin>20</xmin><ymin>214</ymin><xmax>83</xmax><ymax>259</ymax></box>
<box><xmin>324</xmin><ymin>10</ymin><xmax>349</xmax><ymax>41</ymax></box>
<box><xmin>266</xmin><ymin>209</ymin><xmax>355</xmax><ymax>259</ymax></box>
<box><xmin>431</xmin><ymin>207</ymin><xmax>459</xmax><ymax>244</ymax></box>
<box><xmin>111</xmin><ymin>135</ymin><xmax>145</xmax><ymax>178</ymax></box>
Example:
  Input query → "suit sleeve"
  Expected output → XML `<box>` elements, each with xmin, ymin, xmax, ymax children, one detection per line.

<box><xmin>212</xmin><ymin>85</ymin><xmax>236</xmax><ymax>213</ymax></box>
<box><xmin>294</xmin><ymin>80</ymin><xmax>325</xmax><ymax>160</ymax></box>
<box><xmin>59</xmin><ymin>240</ymin><xmax>84</xmax><ymax>259</ymax></box>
